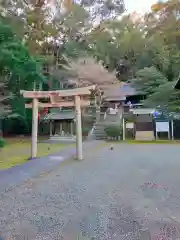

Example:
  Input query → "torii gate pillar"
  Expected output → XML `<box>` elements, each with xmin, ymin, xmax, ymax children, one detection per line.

<box><xmin>75</xmin><ymin>95</ymin><xmax>83</xmax><ymax>160</ymax></box>
<box><xmin>31</xmin><ymin>95</ymin><xmax>83</xmax><ymax>160</ymax></box>
<box><xmin>32</xmin><ymin>98</ymin><xmax>39</xmax><ymax>159</ymax></box>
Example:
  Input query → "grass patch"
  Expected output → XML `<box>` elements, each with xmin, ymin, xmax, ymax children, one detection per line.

<box><xmin>0</xmin><ymin>137</ymin><xmax>74</xmax><ymax>170</ymax></box>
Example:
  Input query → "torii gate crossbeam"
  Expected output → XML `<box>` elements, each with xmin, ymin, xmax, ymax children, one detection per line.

<box><xmin>20</xmin><ymin>85</ymin><xmax>96</xmax><ymax>160</ymax></box>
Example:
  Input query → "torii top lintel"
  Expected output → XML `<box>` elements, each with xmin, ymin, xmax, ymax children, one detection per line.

<box><xmin>20</xmin><ymin>85</ymin><xmax>97</xmax><ymax>99</ymax></box>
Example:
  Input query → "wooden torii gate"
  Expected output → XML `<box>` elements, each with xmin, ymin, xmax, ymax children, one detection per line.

<box><xmin>20</xmin><ymin>85</ymin><xmax>96</xmax><ymax>160</ymax></box>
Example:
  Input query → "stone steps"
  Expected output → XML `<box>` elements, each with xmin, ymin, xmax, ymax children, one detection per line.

<box><xmin>49</xmin><ymin>135</ymin><xmax>76</xmax><ymax>142</ymax></box>
<box><xmin>88</xmin><ymin>110</ymin><xmax>122</xmax><ymax>140</ymax></box>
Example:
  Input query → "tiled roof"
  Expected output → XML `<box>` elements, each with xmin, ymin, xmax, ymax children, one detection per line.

<box><xmin>175</xmin><ymin>75</ymin><xmax>180</xmax><ymax>89</ymax></box>
<box><xmin>44</xmin><ymin>110</ymin><xmax>75</xmax><ymax>120</ymax></box>
<box><xmin>130</xmin><ymin>108</ymin><xmax>155</xmax><ymax>115</ymax></box>
<box><xmin>100</xmin><ymin>82</ymin><xmax>138</xmax><ymax>100</ymax></box>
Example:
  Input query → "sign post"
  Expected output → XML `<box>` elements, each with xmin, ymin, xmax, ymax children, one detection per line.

<box><xmin>171</xmin><ymin>120</ymin><xmax>174</xmax><ymax>140</ymax></box>
<box><xmin>155</xmin><ymin>121</ymin><xmax>170</xmax><ymax>140</ymax></box>
<box><xmin>122</xmin><ymin>118</ymin><xmax>125</xmax><ymax>140</ymax></box>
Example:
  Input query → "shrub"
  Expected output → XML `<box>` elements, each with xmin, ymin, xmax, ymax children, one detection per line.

<box><xmin>82</xmin><ymin>127</ymin><xmax>90</xmax><ymax>137</ymax></box>
<box><xmin>0</xmin><ymin>137</ymin><xmax>6</xmax><ymax>148</ymax></box>
<box><xmin>104</xmin><ymin>125</ymin><xmax>122</xmax><ymax>139</ymax></box>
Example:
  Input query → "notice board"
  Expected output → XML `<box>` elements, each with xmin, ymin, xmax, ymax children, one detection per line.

<box><xmin>156</xmin><ymin>121</ymin><xmax>169</xmax><ymax>132</ymax></box>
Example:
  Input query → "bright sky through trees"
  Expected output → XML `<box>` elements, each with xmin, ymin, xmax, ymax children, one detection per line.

<box><xmin>125</xmin><ymin>0</ymin><xmax>155</xmax><ymax>13</ymax></box>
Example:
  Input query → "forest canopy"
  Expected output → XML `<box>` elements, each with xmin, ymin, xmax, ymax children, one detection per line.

<box><xmin>0</xmin><ymin>0</ymin><xmax>180</xmax><ymax>135</ymax></box>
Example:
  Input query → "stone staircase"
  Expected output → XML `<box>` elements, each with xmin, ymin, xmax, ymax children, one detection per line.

<box><xmin>105</xmin><ymin>112</ymin><xmax>120</xmax><ymax>123</ymax></box>
<box><xmin>88</xmin><ymin>111</ymin><xmax>121</xmax><ymax>140</ymax></box>
<box><xmin>91</xmin><ymin>122</ymin><xmax>107</xmax><ymax>140</ymax></box>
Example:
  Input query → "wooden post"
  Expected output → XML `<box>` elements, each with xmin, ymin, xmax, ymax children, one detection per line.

<box><xmin>155</xmin><ymin>122</ymin><xmax>158</xmax><ymax>140</ymax></box>
<box><xmin>50</xmin><ymin>121</ymin><xmax>53</xmax><ymax>137</ymax></box>
<box><xmin>60</xmin><ymin>122</ymin><xmax>63</xmax><ymax>136</ymax></box>
<box><xmin>70</xmin><ymin>121</ymin><xmax>73</xmax><ymax>136</ymax></box>
<box><xmin>31</xmin><ymin>98</ymin><xmax>38</xmax><ymax>159</ymax></box>
<box><xmin>171</xmin><ymin>120</ymin><xmax>174</xmax><ymax>140</ymax></box>
<box><xmin>75</xmin><ymin>95</ymin><xmax>83</xmax><ymax>160</ymax></box>
<box><xmin>155</xmin><ymin>130</ymin><xmax>158</xmax><ymax>140</ymax></box>
<box><xmin>168</xmin><ymin>121</ymin><xmax>170</xmax><ymax>140</ymax></box>
<box><xmin>122</xmin><ymin>118</ymin><xmax>125</xmax><ymax>140</ymax></box>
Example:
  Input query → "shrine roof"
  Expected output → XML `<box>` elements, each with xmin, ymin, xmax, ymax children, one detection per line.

<box><xmin>130</xmin><ymin>108</ymin><xmax>155</xmax><ymax>115</ymax></box>
<box><xmin>99</xmin><ymin>82</ymin><xmax>140</xmax><ymax>100</ymax></box>
<box><xmin>175</xmin><ymin>74</ymin><xmax>180</xmax><ymax>89</ymax></box>
<box><xmin>44</xmin><ymin>110</ymin><xmax>75</xmax><ymax>120</ymax></box>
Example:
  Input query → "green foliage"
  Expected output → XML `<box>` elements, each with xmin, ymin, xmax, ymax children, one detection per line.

<box><xmin>144</xmin><ymin>81</ymin><xmax>180</xmax><ymax>113</ymax></box>
<box><xmin>0</xmin><ymin>20</ymin><xmax>45</xmax><ymax>138</ymax></box>
<box><xmin>104</xmin><ymin>125</ymin><xmax>122</xmax><ymax>138</ymax></box>
<box><xmin>3</xmin><ymin>115</ymin><xmax>30</xmax><ymax>135</ymax></box>
<box><xmin>0</xmin><ymin>137</ymin><xmax>6</xmax><ymax>148</ymax></box>
<box><xmin>63</xmin><ymin>40</ymin><xmax>88</xmax><ymax>58</ymax></box>
<box><xmin>133</xmin><ymin>65</ymin><xmax>180</xmax><ymax>113</ymax></box>
<box><xmin>0</xmin><ymin>22</ymin><xmax>44</xmax><ymax>87</ymax></box>
<box><xmin>132</xmin><ymin>67</ymin><xmax>167</xmax><ymax>95</ymax></box>
<box><xmin>0</xmin><ymin>22</ymin><xmax>44</xmax><ymax>83</ymax></box>
<box><xmin>82</xmin><ymin>127</ymin><xmax>91</xmax><ymax>136</ymax></box>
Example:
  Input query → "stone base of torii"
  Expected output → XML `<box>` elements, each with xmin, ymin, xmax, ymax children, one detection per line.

<box><xmin>20</xmin><ymin>85</ymin><xmax>97</xmax><ymax>161</ymax></box>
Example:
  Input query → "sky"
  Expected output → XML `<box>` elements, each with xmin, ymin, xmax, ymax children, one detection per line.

<box><xmin>125</xmin><ymin>0</ymin><xmax>155</xmax><ymax>14</ymax></box>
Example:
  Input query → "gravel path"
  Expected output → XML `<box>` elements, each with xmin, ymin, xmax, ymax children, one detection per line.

<box><xmin>0</xmin><ymin>140</ymin><xmax>101</xmax><ymax>193</ymax></box>
<box><xmin>1</xmin><ymin>143</ymin><xmax>180</xmax><ymax>239</ymax></box>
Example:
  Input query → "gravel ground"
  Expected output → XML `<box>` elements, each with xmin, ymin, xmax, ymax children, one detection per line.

<box><xmin>1</xmin><ymin>143</ymin><xmax>180</xmax><ymax>239</ymax></box>
<box><xmin>0</xmin><ymin>140</ymin><xmax>100</xmax><ymax>193</ymax></box>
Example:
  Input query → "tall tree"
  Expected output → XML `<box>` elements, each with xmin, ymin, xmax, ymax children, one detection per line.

<box><xmin>132</xmin><ymin>66</ymin><xmax>167</xmax><ymax>96</ymax></box>
<box><xmin>0</xmin><ymin>22</ymin><xmax>44</xmax><ymax>118</ymax></box>
<box><xmin>60</xmin><ymin>56</ymin><xmax>118</xmax><ymax>86</ymax></box>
